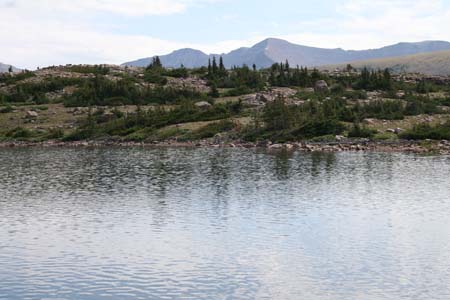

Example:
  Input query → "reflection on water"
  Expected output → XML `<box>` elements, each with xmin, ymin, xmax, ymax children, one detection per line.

<box><xmin>1</xmin><ymin>147</ymin><xmax>450</xmax><ymax>300</ymax></box>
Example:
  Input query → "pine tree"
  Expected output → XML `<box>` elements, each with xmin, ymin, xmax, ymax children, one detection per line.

<box><xmin>212</xmin><ymin>57</ymin><xmax>218</xmax><ymax>74</ymax></box>
<box><xmin>8</xmin><ymin>65</ymin><xmax>13</xmax><ymax>73</ymax></box>
<box><xmin>208</xmin><ymin>59</ymin><xmax>212</xmax><ymax>75</ymax></box>
<box><xmin>219</xmin><ymin>56</ymin><xmax>225</xmax><ymax>72</ymax></box>
<box><xmin>382</xmin><ymin>68</ymin><xmax>392</xmax><ymax>90</ymax></box>
<box><xmin>154</xmin><ymin>56</ymin><xmax>162</xmax><ymax>68</ymax></box>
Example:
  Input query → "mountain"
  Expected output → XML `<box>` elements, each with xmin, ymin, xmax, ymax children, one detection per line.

<box><xmin>324</xmin><ymin>50</ymin><xmax>450</xmax><ymax>76</ymax></box>
<box><xmin>0</xmin><ymin>63</ymin><xmax>20</xmax><ymax>73</ymax></box>
<box><xmin>125</xmin><ymin>48</ymin><xmax>210</xmax><ymax>69</ymax></box>
<box><xmin>122</xmin><ymin>38</ymin><xmax>450</xmax><ymax>69</ymax></box>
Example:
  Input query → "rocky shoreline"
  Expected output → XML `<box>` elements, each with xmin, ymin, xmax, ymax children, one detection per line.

<box><xmin>1</xmin><ymin>139</ymin><xmax>450</xmax><ymax>154</ymax></box>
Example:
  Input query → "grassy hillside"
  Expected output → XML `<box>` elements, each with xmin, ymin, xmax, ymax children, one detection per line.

<box><xmin>1</xmin><ymin>63</ymin><xmax>450</xmax><ymax>144</ymax></box>
<box><xmin>325</xmin><ymin>50</ymin><xmax>450</xmax><ymax>76</ymax></box>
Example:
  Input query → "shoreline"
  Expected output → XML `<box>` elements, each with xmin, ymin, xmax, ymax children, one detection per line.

<box><xmin>1</xmin><ymin>139</ymin><xmax>450</xmax><ymax>154</ymax></box>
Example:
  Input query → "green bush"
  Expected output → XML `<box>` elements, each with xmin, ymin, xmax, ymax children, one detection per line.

<box><xmin>6</xmin><ymin>127</ymin><xmax>32</xmax><ymax>139</ymax></box>
<box><xmin>0</xmin><ymin>105</ymin><xmax>13</xmax><ymax>113</ymax></box>
<box><xmin>46</xmin><ymin>128</ymin><xmax>64</xmax><ymax>139</ymax></box>
<box><xmin>400</xmin><ymin>122</ymin><xmax>450</xmax><ymax>140</ymax></box>
<box><xmin>62</xmin><ymin>128</ymin><xmax>95</xmax><ymax>141</ymax></box>
<box><xmin>144</xmin><ymin>71</ymin><xmax>168</xmax><ymax>85</ymax></box>
<box><xmin>292</xmin><ymin>119</ymin><xmax>345</xmax><ymax>139</ymax></box>
<box><xmin>223</xmin><ymin>86</ymin><xmax>253</xmax><ymax>97</ymax></box>
<box><xmin>347</xmin><ymin>123</ymin><xmax>377</xmax><ymax>138</ymax></box>
<box><xmin>189</xmin><ymin>120</ymin><xmax>235</xmax><ymax>140</ymax></box>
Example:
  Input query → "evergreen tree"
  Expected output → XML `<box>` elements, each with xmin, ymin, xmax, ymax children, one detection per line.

<box><xmin>219</xmin><ymin>56</ymin><xmax>225</xmax><ymax>72</ymax></box>
<box><xmin>212</xmin><ymin>57</ymin><xmax>218</xmax><ymax>74</ymax></box>
<box><xmin>208</xmin><ymin>59</ymin><xmax>212</xmax><ymax>75</ymax></box>
<box><xmin>382</xmin><ymin>68</ymin><xmax>392</xmax><ymax>90</ymax></box>
<box><xmin>154</xmin><ymin>56</ymin><xmax>162</xmax><ymax>68</ymax></box>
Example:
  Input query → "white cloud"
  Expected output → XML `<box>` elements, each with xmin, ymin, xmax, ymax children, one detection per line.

<box><xmin>271</xmin><ymin>0</ymin><xmax>450</xmax><ymax>50</ymax></box>
<box><xmin>2</xmin><ymin>0</ymin><xmax>450</xmax><ymax>69</ymax></box>
<box><xmin>0</xmin><ymin>0</ymin><xmax>230</xmax><ymax>68</ymax></box>
<box><xmin>0</xmin><ymin>0</ymin><xmax>190</xmax><ymax>16</ymax></box>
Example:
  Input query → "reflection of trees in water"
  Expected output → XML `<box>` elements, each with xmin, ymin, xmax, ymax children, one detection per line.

<box><xmin>144</xmin><ymin>148</ymin><xmax>197</xmax><ymax>228</ymax></box>
<box><xmin>205</xmin><ymin>149</ymin><xmax>233</xmax><ymax>224</ymax></box>
<box><xmin>272</xmin><ymin>150</ymin><xmax>294</xmax><ymax>180</ymax></box>
<box><xmin>310</xmin><ymin>152</ymin><xmax>337</xmax><ymax>178</ymax></box>
<box><xmin>207</xmin><ymin>149</ymin><xmax>232</xmax><ymax>197</ymax></box>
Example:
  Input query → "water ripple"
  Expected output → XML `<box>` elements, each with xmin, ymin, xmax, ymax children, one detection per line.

<box><xmin>1</xmin><ymin>148</ymin><xmax>450</xmax><ymax>299</ymax></box>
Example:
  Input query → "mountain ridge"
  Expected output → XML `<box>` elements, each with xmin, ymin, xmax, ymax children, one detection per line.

<box><xmin>122</xmin><ymin>38</ymin><xmax>450</xmax><ymax>70</ymax></box>
<box><xmin>323</xmin><ymin>49</ymin><xmax>450</xmax><ymax>76</ymax></box>
<box><xmin>0</xmin><ymin>63</ymin><xmax>20</xmax><ymax>73</ymax></box>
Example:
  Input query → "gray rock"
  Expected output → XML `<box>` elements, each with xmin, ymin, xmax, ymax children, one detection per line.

<box><xmin>314</xmin><ymin>80</ymin><xmax>329</xmax><ymax>93</ymax></box>
<box><xmin>195</xmin><ymin>101</ymin><xmax>212</xmax><ymax>110</ymax></box>
<box><xmin>26</xmin><ymin>111</ymin><xmax>38</xmax><ymax>118</ymax></box>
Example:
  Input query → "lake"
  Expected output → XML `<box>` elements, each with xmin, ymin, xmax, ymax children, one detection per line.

<box><xmin>1</xmin><ymin>147</ymin><xmax>450</xmax><ymax>300</ymax></box>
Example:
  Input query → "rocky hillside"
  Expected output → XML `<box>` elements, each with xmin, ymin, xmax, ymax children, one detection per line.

<box><xmin>325</xmin><ymin>50</ymin><xmax>450</xmax><ymax>76</ymax></box>
<box><xmin>1</xmin><ymin>63</ymin><xmax>450</xmax><ymax>147</ymax></box>
<box><xmin>123</xmin><ymin>38</ymin><xmax>450</xmax><ymax>69</ymax></box>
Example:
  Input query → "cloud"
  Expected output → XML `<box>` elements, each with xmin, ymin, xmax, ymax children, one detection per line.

<box><xmin>0</xmin><ymin>0</ymin><xmax>230</xmax><ymax>68</ymax></box>
<box><xmin>0</xmin><ymin>7</ymin><xmax>255</xmax><ymax>69</ymax></box>
<box><xmin>277</xmin><ymin>0</ymin><xmax>450</xmax><ymax>50</ymax></box>
<box><xmin>1</xmin><ymin>0</ymin><xmax>450</xmax><ymax>69</ymax></box>
<box><xmin>0</xmin><ymin>0</ymin><xmax>191</xmax><ymax>16</ymax></box>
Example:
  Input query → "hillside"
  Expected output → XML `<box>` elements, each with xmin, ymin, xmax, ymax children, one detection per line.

<box><xmin>1</xmin><ymin>63</ymin><xmax>450</xmax><ymax>149</ymax></box>
<box><xmin>123</xmin><ymin>39</ymin><xmax>450</xmax><ymax>69</ymax></box>
<box><xmin>325</xmin><ymin>50</ymin><xmax>450</xmax><ymax>76</ymax></box>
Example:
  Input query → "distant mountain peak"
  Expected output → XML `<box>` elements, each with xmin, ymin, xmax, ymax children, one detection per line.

<box><xmin>122</xmin><ymin>39</ymin><xmax>450</xmax><ymax>70</ymax></box>
<box><xmin>171</xmin><ymin>48</ymin><xmax>207</xmax><ymax>55</ymax></box>
<box><xmin>0</xmin><ymin>62</ymin><xmax>20</xmax><ymax>73</ymax></box>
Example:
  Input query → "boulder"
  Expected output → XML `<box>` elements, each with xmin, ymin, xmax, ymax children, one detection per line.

<box><xmin>26</xmin><ymin>111</ymin><xmax>38</xmax><ymax>118</ymax></box>
<box><xmin>363</xmin><ymin>118</ymin><xmax>376</xmax><ymax>125</ymax></box>
<box><xmin>194</xmin><ymin>101</ymin><xmax>212</xmax><ymax>110</ymax></box>
<box><xmin>394</xmin><ymin>128</ymin><xmax>404</xmax><ymax>134</ymax></box>
<box><xmin>314</xmin><ymin>80</ymin><xmax>329</xmax><ymax>93</ymax></box>
<box><xmin>396</xmin><ymin>91</ymin><xmax>406</xmax><ymax>98</ymax></box>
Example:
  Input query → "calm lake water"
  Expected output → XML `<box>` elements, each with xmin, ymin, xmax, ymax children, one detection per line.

<box><xmin>1</xmin><ymin>148</ymin><xmax>450</xmax><ymax>300</ymax></box>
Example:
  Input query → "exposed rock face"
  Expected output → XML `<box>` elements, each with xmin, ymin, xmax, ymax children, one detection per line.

<box><xmin>314</xmin><ymin>80</ymin><xmax>329</xmax><ymax>93</ymax></box>
<box><xmin>241</xmin><ymin>88</ymin><xmax>297</xmax><ymax>107</ymax></box>
<box><xmin>167</xmin><ymin>77</ymin><xmax>210</xmax><ymax>93</ymax></box>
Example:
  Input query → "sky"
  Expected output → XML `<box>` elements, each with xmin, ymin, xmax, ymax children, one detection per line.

<box><xmin>1</xmin><ymin>0</ymin><xmax>450</xmax><ymax>69</ymax></box>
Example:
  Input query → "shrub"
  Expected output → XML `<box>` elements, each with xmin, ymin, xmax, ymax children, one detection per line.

<box><xmin>0</xmin><ymin>105</ymin><xmax>13</xmax><ymax>113</ymax></box>
<box><xmin>144</xmin><ymin>72</ymin><xmax>168</xmax><ymax>85</ymax></box>
<box><xmin>347</xmin><ymin>123</ymin><xmax>377</xmax><ymax>138</ymax></box>
<box><xmin>189</xmin><ymin>120</ymin><xmax>235</xmax><ymax>140</ymax></box>
<box><xmin>46</xmin><ymin>128</ymin><xmax>64</xmax><ymax>139</ymax></box>
<box><xmin>223</xmin><ymin>86</ymin><xmax>253</xmax><ymax>97</ymax></box>
<box><xmin>291</xmin><ymin>119</ymin><xmax>345</xmax><ymax>139</ymax></box>
<box><xmin>6</xmin><ymin>127</ymin><xmax>31</xmax><ymax>139</ymax></box>
<box><xmin>62</xmin><ymin>128</ymin><xmax>95</xmax><ymax>141</ymax></box>
<box><xmin>399</xmin><ymin>122</ymin><xmax>450</xmax><ymax>140</ymax></box>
